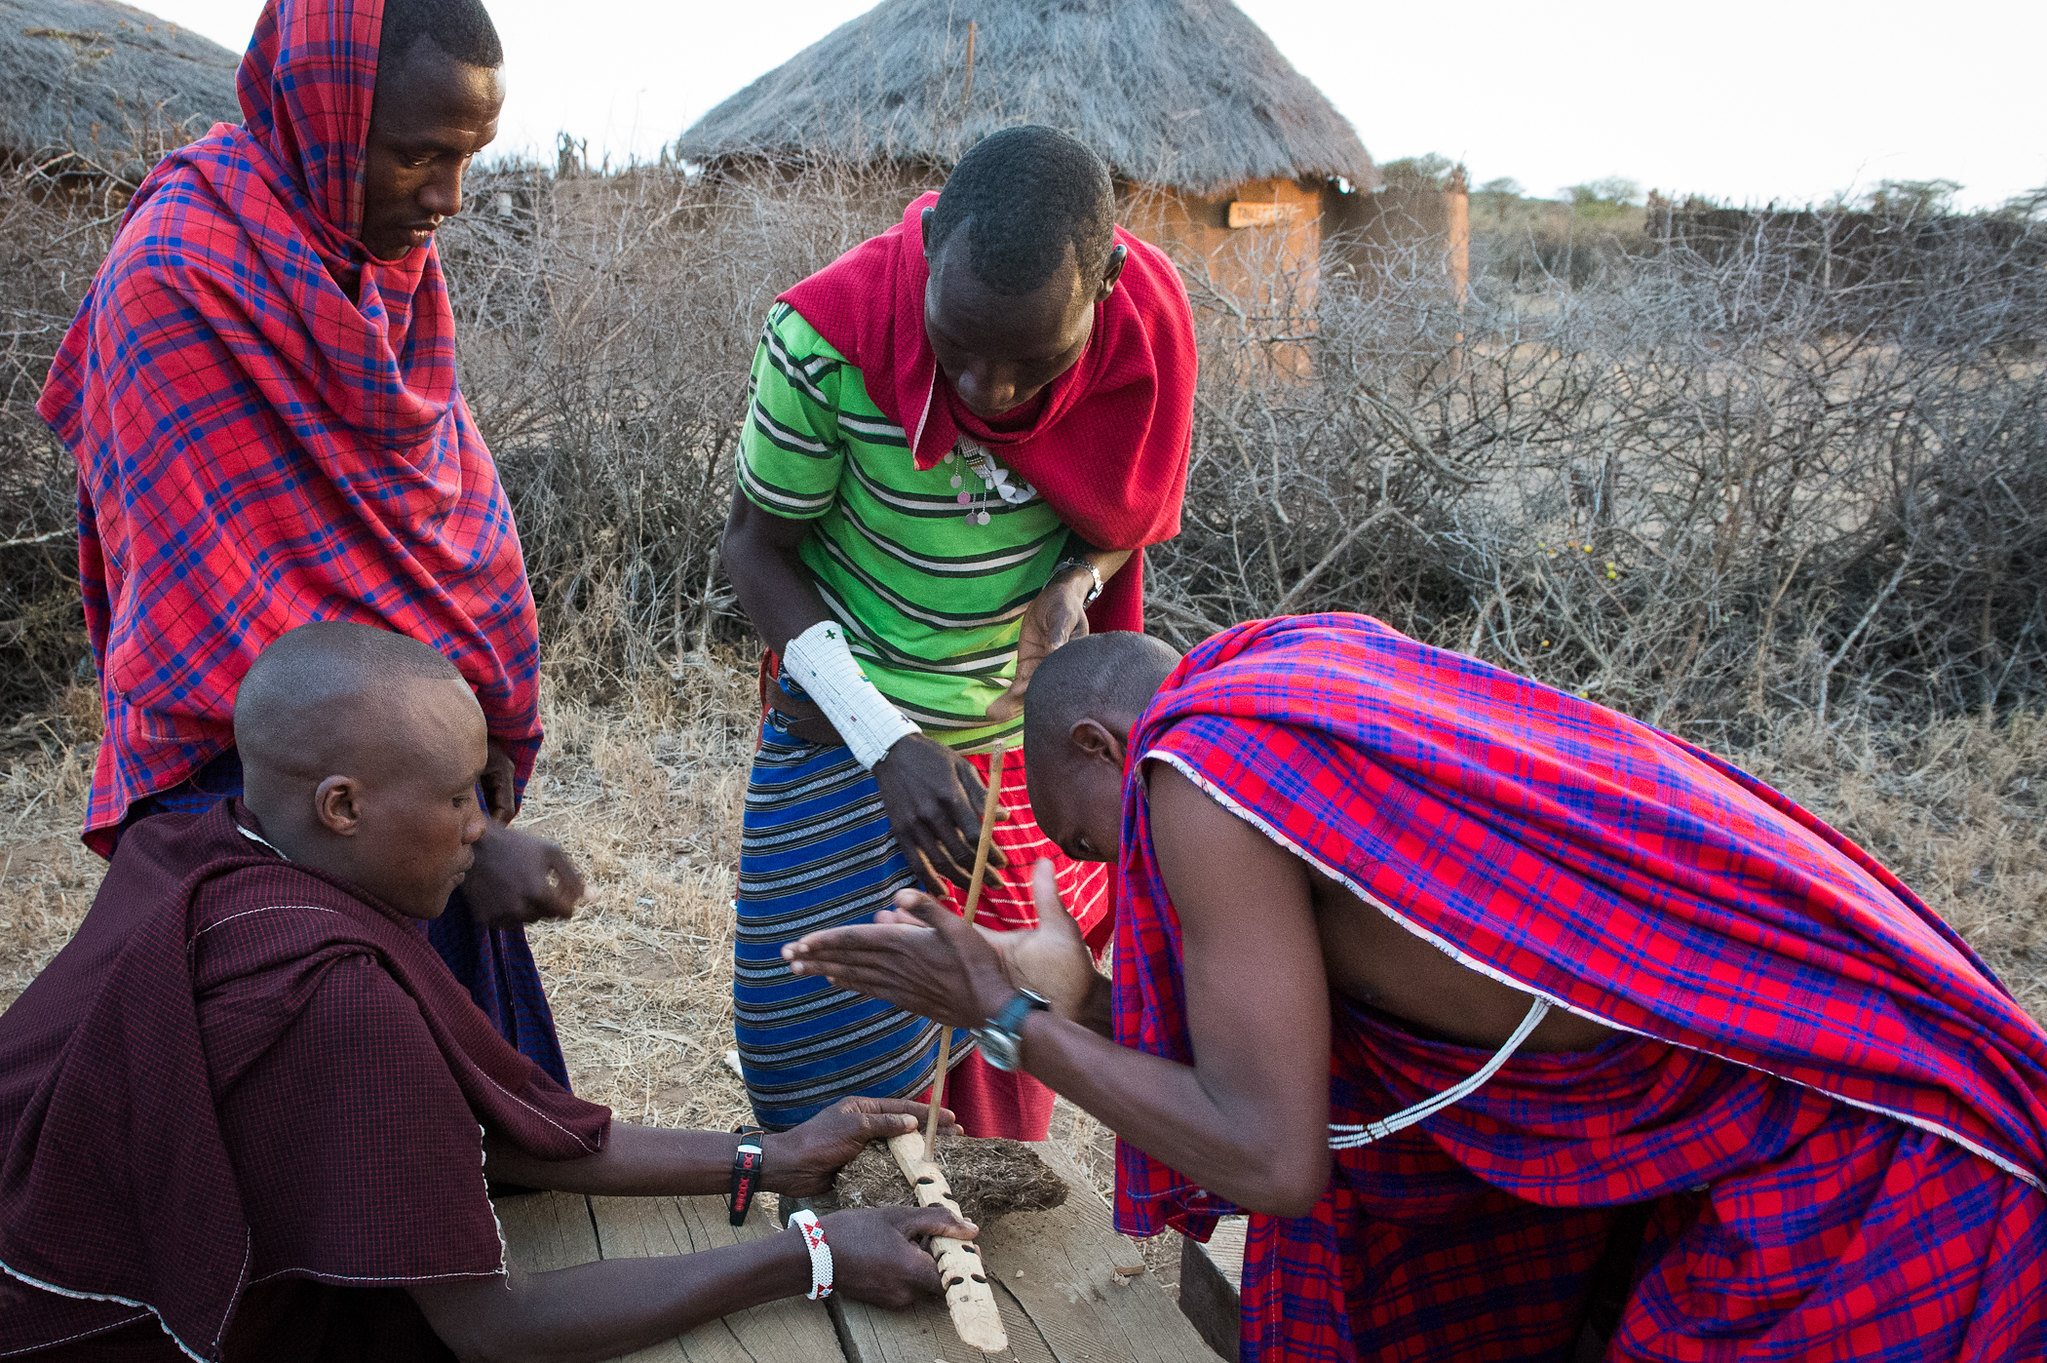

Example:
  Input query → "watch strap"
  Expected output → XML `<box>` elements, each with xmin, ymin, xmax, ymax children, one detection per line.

<box><xmin>728</xmin><ymin>1124</ymin><xmax>765</xmax><ymax>1227</ymax></box>
<box><xmin>975</xmin><ymin>990</ymin><xmax>1049</xmax><ymax>1072</ymax></box>
<box><xmin>1055</xmin><ymin>558</ymin><xmax>1104</xmax><ymax>606</ymax></box>
<box><xmin>988</xmin><ymin>990</ymin><xmax>1047</xmax><ymax>1037</ymax></box>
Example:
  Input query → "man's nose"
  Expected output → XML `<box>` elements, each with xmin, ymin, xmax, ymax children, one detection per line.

<box><xmin>957</xmin><ymin>363</ymin><xmax>1016</xmax><ymax>415</ymax></box>
<box><xmin>421</xmin><ymin>165</ymin><xmax>464</xmax><ymax>220</ymax></box>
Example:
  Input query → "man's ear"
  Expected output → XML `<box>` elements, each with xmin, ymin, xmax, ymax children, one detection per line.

<box><xmin>1096</xmin><ymin>243</ymin><xmax>1128</xmax><ymax>301</ymax></box>
<box><xmin>1070</xmin><ymin>717</ymin><xmax>1126</xmax><ymax>768</ymax></box>
<box><xmin>921</xmin><ymin>206</ymin><xmax>934</xmax><ymax>257</ymax></box>
<box><xmin>312</xmin><ymin>775</ymin><xmax>364</xmax><ymax>837</ymax></box>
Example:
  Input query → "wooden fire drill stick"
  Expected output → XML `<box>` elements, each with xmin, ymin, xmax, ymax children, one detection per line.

<box><xmin>888</xmin><ymin>1131</ymin><xmax>1007</xmax><ymax>1354</ymax></box>
<box><xmin>923</xmin><ymin>744</ymin><xmax>1006</xmax><ymax>1159</ymax></box>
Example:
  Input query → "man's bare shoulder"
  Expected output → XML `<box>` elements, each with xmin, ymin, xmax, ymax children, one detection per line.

<box><xmin>1144</xmin><ymin>754</ymin><xmax>1616</xmax><ymax>1053</ymax></box>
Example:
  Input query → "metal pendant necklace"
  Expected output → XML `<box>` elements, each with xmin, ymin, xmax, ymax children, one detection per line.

<box><xmin>944</xmin><ymin>443</ymin><xmax>994</xmax><ymax>526</ymax></box>
<box><xmin>945</xmin><ymin>441</ymin><xmax>1038</xmax><ymax>527</ymax></box>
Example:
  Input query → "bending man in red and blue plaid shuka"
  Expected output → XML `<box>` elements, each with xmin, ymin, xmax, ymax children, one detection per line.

<box><xmin>788</xmin><ymin>613</ymin><xmax>2047</xmax><ymax>1361</ymax></box>
<box><xmin>34</xmin><ymin>0</ymin><xmax>582</xmax><ymax>1082</ymax></box>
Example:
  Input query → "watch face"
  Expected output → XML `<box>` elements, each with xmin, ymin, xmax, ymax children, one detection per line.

<box><xmin>974</xmin><ymin>1027</ymin><xmax>1022</xmax><ymax>1072</ymax></box>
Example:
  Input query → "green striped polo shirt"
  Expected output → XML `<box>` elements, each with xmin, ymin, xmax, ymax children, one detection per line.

<box><xmin>738</xmin><ymin>302</ymin><xmax>1074</xmax><ymax>749</ymax></box>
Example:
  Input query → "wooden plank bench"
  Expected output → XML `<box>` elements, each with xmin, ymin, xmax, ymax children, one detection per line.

<box><xmin>496</xmin><ymin>1140</ymin><xmax>1224</xmax><ymax>1363</ymax></box>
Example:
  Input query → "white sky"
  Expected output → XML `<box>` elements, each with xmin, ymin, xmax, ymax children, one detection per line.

<box><xmin>149</xmin><ymin>0</ymin><xmax>2047</xmax><ymax>210</ymax></box>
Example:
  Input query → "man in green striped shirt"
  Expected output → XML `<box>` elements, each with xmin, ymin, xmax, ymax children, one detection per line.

<box><xmin>719</xmin><ymin>127</ymin><xmax>1195</xmax><ymax>1137</ymax></box>
<box><xmin>736</xmin><ymin>300</ymin><xmax>1073</xmax><ymax>751</ymax></box>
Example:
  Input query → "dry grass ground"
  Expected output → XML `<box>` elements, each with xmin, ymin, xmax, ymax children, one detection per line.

<box><xmin>1</xmin><ymin>658</ymin><xmax>2040</xmax><ymax>1280</ymax></box>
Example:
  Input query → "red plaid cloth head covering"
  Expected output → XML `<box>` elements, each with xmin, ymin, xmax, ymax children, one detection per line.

<box><xmin>37</xmin><ymin>0</ymin><xmax>541</xmax><ymax>855</ymax></box>
<box><xmin>777</xmin><ymin>192</ymin><xmax>1197</xmax><ymax>633</ymax></box>
<box><xmin>0</xmin><ymin>801</ymin><xmax>609</xmax><ymax>1360</ymax></box>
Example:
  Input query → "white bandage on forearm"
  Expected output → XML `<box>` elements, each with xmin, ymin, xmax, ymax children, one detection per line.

<box><xmin>781</xmin><ymin>620</ymin><xmax>920</xmax><ymax>769</ymax></box>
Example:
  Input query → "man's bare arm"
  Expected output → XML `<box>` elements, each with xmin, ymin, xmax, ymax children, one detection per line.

<box><xmin>785</xmin><ymin>763</ymin><xmax>1335</xmax><ymax>1216</ymax></box>
<box><xmin>410</xmin><ymin>1204</ymin><xmax>968</xmax><ymax>1363</ymax></box>
<box><xmin>720</xmin><ymin>489</ymin><xmax>1003</xmax><ymax>893</ymax></box>
<box><xmin>1017</xmin><ymin>763</ymin><xmax>1331</xmax><ymax>1213</ymax></box>
<box><xmin>483</xmin><ymin>1098</ymin><xmax>953</xmax><ymax>1200</ymax></box>
<box><xmin>720</xmin><ymin>489</ymin><xmax>835</xmax><ymax>657</ymax></box>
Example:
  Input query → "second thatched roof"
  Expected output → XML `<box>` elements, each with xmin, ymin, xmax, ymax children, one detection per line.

<box><xmin>676</xmin><ymin>0</ymin><xmax>1375</xmax><ymax>195</ymax></box>
<box><xmin>0</xmin><ymin>0</ymin><xmax>239</xmax><ymax>168</ymax></box>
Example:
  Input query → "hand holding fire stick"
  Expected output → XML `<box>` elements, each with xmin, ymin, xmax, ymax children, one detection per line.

<box><xmin>923</xmin><ymin>743</ymin><xmax>1007</xmax><ymax>1159</ymax></box>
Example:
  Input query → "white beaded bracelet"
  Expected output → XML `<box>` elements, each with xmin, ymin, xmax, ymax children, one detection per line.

<box><xmin>787</xmin><ymin>1209</ymin><xmax>834</xmax><ymax>1300</ymax></box>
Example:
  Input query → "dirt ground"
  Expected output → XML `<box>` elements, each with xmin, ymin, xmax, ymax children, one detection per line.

<box><xmin>3</xmin><ymin>655</ymin><xmax>2042</xmax><ymax>1283</ymax></box>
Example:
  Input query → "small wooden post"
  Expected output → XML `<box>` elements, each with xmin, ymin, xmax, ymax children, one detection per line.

<box><xmin>924</xmin><ymin>744</ymin><xmax>1007</xmax><ymax>1158</ymax></box>
<box><xmin>960</xmin><ymin>19</ymin><xmax>977</xmax><ymax>107</ymax></box>
<box><xmin>889</xmin><ymin>1132</ymin><xmax>1007</xmax><ymax>1354</ymax></box>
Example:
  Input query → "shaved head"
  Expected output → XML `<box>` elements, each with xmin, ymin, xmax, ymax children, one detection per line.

<box><xmin>236</xmin><ymin>621</ymin><xmax>466</xmax><ymax>780</ymax></box>
<box><xmin>1023</xmin><ymin>632</ymin><xmax>1182</xmax><ymax>756</ymax></box>
<box><xmin>1023</xmin><ymin>632</ymin><xmax>1182</xmax><ymax>864</ymax></box>
<box><xmin>235</xmin><ymin>622</ymin><xmax>488</xmax><ymax>917</ymax></box>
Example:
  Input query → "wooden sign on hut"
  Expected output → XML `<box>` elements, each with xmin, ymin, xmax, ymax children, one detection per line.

<box><xmin>0</xmin><ymin>0</ymin><xmax>240</xmax><ymax>179</ymax></box>
<box><xmin>675</xmin><ymin>0</ymin><xmax>1469</xmax><ymax>314</ymax></box>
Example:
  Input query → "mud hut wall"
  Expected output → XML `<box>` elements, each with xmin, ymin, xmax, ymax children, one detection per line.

<box><xmin>1328</xmin><ymin>184</ymin><xmax>1471</xmax><ymax>294</ymax></box>
<box><xmin>1119</xmin><ymin>175</ymin><xmax>1325</xmax><ymax>309</ymax></box>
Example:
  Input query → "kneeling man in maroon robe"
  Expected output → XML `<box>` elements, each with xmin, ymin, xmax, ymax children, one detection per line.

<box><xmin>0</xmin><ymin>623</ymin><xmax>970</xmax><ymax>1361</ymax></box>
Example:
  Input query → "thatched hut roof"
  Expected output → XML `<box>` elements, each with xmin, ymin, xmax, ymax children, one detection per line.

<box><xmin>676</xmin><ymin>0</ymin><xmax>1374</xmax><ymax>196</ymax></box>
<box><xmin>0</xmin><ymin>0</ymin><xmax>239</xmax><ymax>168</ymax></box>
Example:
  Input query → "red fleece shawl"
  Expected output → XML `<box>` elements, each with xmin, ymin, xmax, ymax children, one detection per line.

<box><xmin>0</xmin><ymin>801</ymin><xmax>610</xmax><ymax>1360</ymax></box>
<box><xmin>37</xmin><ymin>0</ymin><xmax>542</xmax><ymax>855</ymax></box>
<box><xmin>779</xmin><ymin>192</ymin><xmax>1197</xmax><ymax>632</ymax></box>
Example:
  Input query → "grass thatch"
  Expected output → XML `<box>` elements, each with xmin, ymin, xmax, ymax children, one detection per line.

<box><xmin>0</xmin><ymin>0</ymin><xmax>239</xmax><ymax>170</ymax></box>
<box><xmin>674</xmin><ymin>0</ymin><xmax>1375</xmax><ymax>195</ymax></box>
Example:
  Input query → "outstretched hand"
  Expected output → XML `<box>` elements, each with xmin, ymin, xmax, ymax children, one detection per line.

<box><xmin>785</xmin><ymin>860</ymin><xmax>1100</xmax><ymax>1028</ymax></box>
<box><xmin>997</xmin><ymin>861</ymin><xmax>1102</xmax><ymax>1023</ymax></box>
<box><xmin>765</xmin><ymin>1097</ymin><xmax>959</xmax><ymax>1197</ymax></box>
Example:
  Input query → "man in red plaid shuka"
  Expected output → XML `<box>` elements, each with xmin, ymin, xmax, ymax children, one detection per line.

<box><xmin>785</xmin><ymin>614</ymin><xmax>2047</xmax><ymax>1361</ymax></box>
<box><xmin>35</xmin><ymin>0</ymin><xmax>581</xmax><ymax>1079</ymax></box>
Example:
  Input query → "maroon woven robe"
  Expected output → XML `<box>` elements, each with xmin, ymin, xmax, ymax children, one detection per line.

<box><xmin>0</xmin><ymin>801</ymin><xmax>611</xmax><ymax>1360</ymax></box>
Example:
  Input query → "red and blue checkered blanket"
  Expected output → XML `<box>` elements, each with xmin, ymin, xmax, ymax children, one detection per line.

<box><xmin>37</xmin><ymin>0</ymin><xmax>541</xmax><ymax>854</ymax></box>
<box><xmin>1112</xmin><ymin>614</ymin><xmax>2047</xmax><ymax>1360</ymax></box>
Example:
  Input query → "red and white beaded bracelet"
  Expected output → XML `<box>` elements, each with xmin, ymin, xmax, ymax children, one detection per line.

<box><xmin>786</xmin><ymin>1209</ymin><xmax>834</xmax><ymax>1300</ymax></box>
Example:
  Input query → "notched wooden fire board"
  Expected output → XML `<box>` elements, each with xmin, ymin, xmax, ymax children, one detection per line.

<box><xmin>829</xmin><ymin>1141</ymin><xmax>1224</xmax><ymax>1363</ymax></box>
